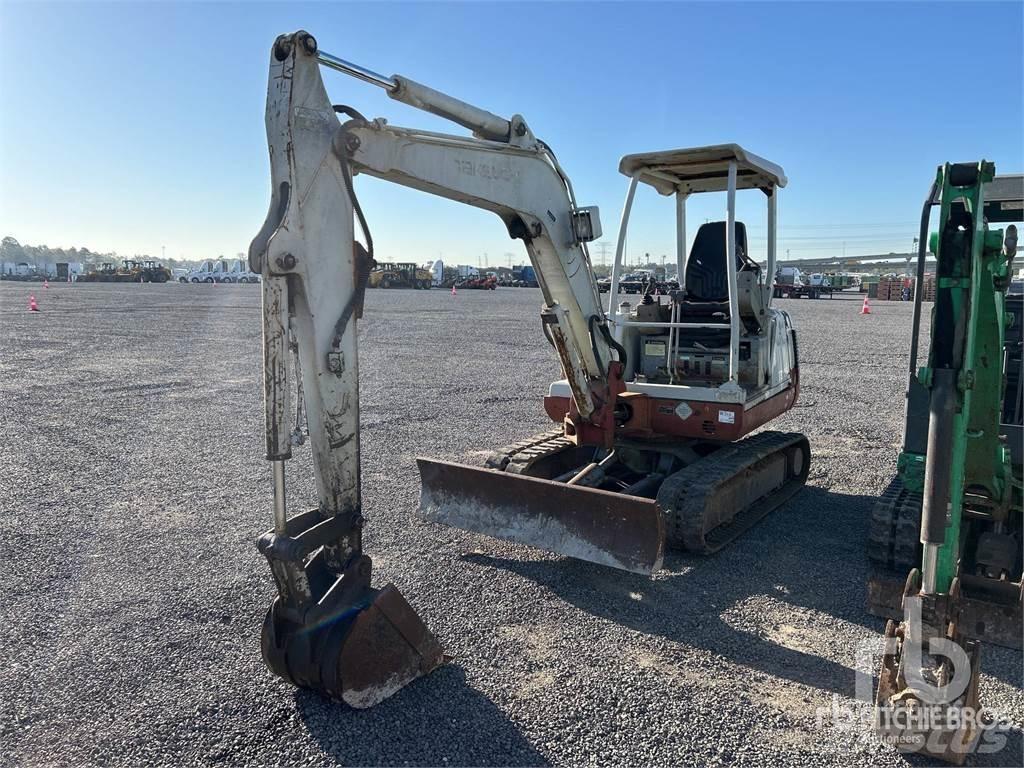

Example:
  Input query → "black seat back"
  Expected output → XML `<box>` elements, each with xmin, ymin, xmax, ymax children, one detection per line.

<box><xmin>685</xmin><ymin>221</ymin><xmax>748</xmax><ymax>302</ymax></box>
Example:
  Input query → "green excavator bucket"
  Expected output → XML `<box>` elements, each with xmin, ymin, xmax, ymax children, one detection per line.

<box><xmin>417</xmin><ymin>458</ymin><xmax>665</xmax><ymax>575</ymax></box>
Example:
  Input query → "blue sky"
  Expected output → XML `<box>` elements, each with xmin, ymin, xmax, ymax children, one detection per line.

<box><xmin>1</xmin><ymin>1</ymin><xmax>1021</xmax><ymax>266</ymax></box>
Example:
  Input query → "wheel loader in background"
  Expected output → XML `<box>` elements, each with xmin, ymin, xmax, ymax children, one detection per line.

<box><xmin>78</xmin><ymin>258</ymin><xmax>171</xmax><ymax>283</ymax></box>
<box><xmin>367</xmin><ymin>261</ymin><xmax>433</xmax><ymax>289</ymax></box>
<box><xmin>868</xmin><ymin>163</ymin><xmax>1022</xmax><ymax>763</ymax></box>
<box><xmin>248</xmin><ymin>31</ymin><xmax>809</xmax><ymax>707</ymax></box>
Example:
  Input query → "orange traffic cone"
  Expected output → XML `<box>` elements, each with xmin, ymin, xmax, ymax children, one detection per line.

<box><xmin>451</xmin><ymin>284</ymin><xmax>457</xmax><ymax>296</ymax></box>
<box><xmin>29</xmin><ymin>295</ymin><xmax>39</xmax><ymax>312</ymax></box>
<box><xmin>860</xmin><ymin>296</ymin><xmax>871</xmax><ymax>315</ymax></box>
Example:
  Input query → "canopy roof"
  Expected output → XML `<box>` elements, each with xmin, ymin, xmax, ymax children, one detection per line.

<box><xmin>930</xmin><ymin>173</ymin><xmax>1023</xmax><ymax>224</ymax></box>
<box><xmin>618</xmin><ymin>143</ymin><xmax>787</xmax><ymax>196</ymax></box>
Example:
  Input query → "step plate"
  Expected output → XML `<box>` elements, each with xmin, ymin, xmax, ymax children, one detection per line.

<box><xmin>417</xmin><ymin>458</ymin><xmax>665</xmax><ymax>575</ymax></box>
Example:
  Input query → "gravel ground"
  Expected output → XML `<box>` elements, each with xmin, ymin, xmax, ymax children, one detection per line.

<box><xmin>1</xmin><ymin>281</ymin><xmax>1020</xmax><ymax>767</ymax></box>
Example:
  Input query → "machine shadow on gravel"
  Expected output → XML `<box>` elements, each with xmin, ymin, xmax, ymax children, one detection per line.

<box><xmin>295</xmin><ymin>664</ymin><xmax>549</xmax><ymax>767</ymax></box>
<box><xmin>464</xmin><ymin>486</ymin><xmax>887</xmax><ymax>700</ymax></box>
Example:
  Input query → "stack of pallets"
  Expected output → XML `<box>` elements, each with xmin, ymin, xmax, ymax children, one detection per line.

<box><xmin>877</xmin><ymin>277</ymin><xmax>914</xmax><ymax>301</ymax></box>
<box><xmin>920</xmin><ymin>275</ymin><xmax>937</xmax><ymax>301</ymax></box>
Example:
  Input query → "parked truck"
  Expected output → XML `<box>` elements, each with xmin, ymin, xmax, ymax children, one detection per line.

<box><xmin>773</xmin><ymin>266</ymin><xmax>828</xmax><ymax>299</ymax></box>
<box><xmin>182</xmin><ymin>258</ymin><xmax>258</xmax><ymax>283</ymax></box>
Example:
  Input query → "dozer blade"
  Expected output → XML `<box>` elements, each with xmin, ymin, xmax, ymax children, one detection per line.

<box><xmin>417</xmin><ymin>458</ymin><xmax>665</xmax><ymax>575</ymax></box>
<box><xmin>261</xmin><ymin>584</ymin><xmax>444</xmax><ymax>708</ymax></box>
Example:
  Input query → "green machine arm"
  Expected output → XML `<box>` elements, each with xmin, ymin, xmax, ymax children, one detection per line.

<box><xmin>915</xmin><ymin>161</ymin><xmax>1014</xmax><ymax>596</ymax></box>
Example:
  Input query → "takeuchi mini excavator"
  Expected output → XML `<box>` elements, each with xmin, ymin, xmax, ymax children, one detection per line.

<box><xmin>248</xmin><ymin>31</ymin><xmax>809</xmax><ymax>706</ymax></box>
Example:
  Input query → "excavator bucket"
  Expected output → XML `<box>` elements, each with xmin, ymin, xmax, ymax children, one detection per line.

<box><xmin>875</xmin><ymin>618</ymin><xmax>982</xmax><ymax>764</ymax></box>
<box><xmin>261</xmin><ymin>584</ymin><xmax>444</xmax><ymax>708</ymax></box>
<box><xmin>417</xmin><ymin>458</ymin><xmax>665</xmax><ymax>575</ymax></box>
<box><xmin>873</xmin><ymin>572</ymin><xmax>985</xmax><ymax>764</ymax></box>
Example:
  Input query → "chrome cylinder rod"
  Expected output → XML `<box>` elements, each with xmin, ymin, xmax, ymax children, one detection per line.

<box><xmin>272</xmin><ymin>460</ymin><xmax>288</xmax><ymax>534</ymax></box>
<box><xmin>316</xmin><ymin>50</ymin><xmax>396</xmax><ymax>91</ymax></box>
<box><xmin>315</xmin><ymin>48</ymin><xmax>510</xmax><ymax>142</ymax></box>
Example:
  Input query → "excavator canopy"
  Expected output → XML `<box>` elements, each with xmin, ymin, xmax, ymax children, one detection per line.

<box><xmin>619</xmin><ymin>143</ymin><xmax>788</xmax><ymax>195</ymax></box>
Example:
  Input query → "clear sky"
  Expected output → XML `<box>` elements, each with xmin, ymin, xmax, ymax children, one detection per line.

<box><xmin>1</xmin><ymin>1</ymin><xmax>1021</xmax><ymax>266</ymax></box>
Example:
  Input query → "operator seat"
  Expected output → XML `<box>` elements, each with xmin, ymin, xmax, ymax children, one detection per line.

<box><xmin>679</xmin><ymin>221</ymin><xmax>765</xmax><ymax>336</ymax></box>
<box><xmin>685</xmin><ymin>221</ymin><xmax>747</xmax><ymax>305</ymax></box>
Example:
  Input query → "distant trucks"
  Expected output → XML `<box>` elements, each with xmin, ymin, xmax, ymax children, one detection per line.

<box><xmin>511</xmin><ymin>265</ymin><xmax>538</xmax><ymax>287</ymax></box>
<box><xmin>456</xmin><ymin>275</ymin><xmax>497</xmax><ymax>290</ymax></box>
<box><xmin>596</xmin><ymin>272</ymin><xmax>679</xmax><ymax>294</ymax></box>
<box><xmin>183</xmin><ymin>258</ymin><xmax>259</xmax><ymax>283</ymax></box>
<box><xmin>424</xmin><ymin>259</ymin><xmax>444</xmax><ymax>287</ymax></box>
<box><xmin>773</xmin><ymin>267</ymin><xmax>830</xmax><ymax>299</ymax></box>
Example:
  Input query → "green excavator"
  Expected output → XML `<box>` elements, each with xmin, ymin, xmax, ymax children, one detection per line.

<box><xmin>868</xmin><ymin>162</ymin><xmax>1022</xmax><ymax>763</ymax></box>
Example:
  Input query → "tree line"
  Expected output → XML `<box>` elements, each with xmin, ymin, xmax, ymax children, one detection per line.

<box><xmin>1</xmin><ymin>236</ymin><xmax>198</xmax><ymax>271</ymax></box>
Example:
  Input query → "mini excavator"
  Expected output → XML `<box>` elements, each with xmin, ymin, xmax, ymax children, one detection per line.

<box><xmin>248</xmin><ymin>31</ymin><xmax>809</xmax><ymax>706</ymax></box>
<box><xmin>870</xmin><ymin>162</ymin><xmax>1022</xmax><ymax>763</ymax></box>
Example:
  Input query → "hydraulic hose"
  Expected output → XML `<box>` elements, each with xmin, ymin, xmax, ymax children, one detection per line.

<box><xmin>588</xmin><ymin>315</ymin><xmax>628</xmax><ymax>373</ymax></box>
<box><xmin>330</xmin><ymin>107</ymin><xmax>377</xmax><ymax>343</ymax></box>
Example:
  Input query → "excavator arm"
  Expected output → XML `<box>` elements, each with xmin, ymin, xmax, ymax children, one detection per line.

<box><xmin>247</xmin><ymin>30</ymin><xmax>624</xmax><ymax>707</ymax></box>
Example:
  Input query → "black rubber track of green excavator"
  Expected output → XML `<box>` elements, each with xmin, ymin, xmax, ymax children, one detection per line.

<box><xmin>657</xmin><ymin>431</ymin><xmax>811</xmax><ymax>554</ymax></box>
<box><xmin>867</xmin><ymin>477</ymin><xmax>922</xmax><ymax>573</ymax></box>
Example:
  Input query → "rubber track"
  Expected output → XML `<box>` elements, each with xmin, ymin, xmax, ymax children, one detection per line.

<box><xmin>657</xmin><ymin>431</ymin><xmax>810</xmax><ymax>554</ymax></box>
<box><xmin>867</xmin><ymin>476</ymin><xmax>922</xmax><ymax>572</ymax></box>
<box><xmin>484</xmin><ymin>428</ymin><xmax>575</xmax><ymax>475</ymax></box>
